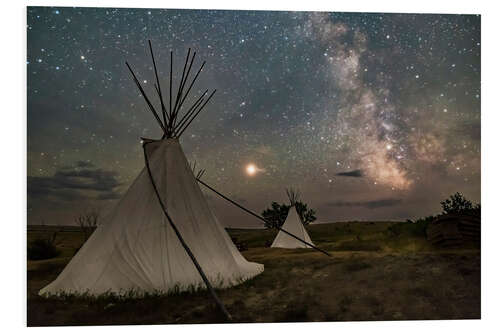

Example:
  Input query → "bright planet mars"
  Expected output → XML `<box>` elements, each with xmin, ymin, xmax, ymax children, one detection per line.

<box><xmin>246</xmin><ymin>164</ymin><xmax>257</xmax><ymax>176</ymax></box>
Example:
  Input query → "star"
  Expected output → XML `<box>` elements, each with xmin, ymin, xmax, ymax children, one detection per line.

<box><xmin>26</xmin><ymin>7</ymin><xmax>480</xmax><ymax>225</ymax></box>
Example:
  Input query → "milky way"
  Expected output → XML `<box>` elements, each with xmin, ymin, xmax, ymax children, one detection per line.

<box><xmin>27</xmin><ymin>7</ymin><xmax>480</xmax><ymax>227</ymax></box>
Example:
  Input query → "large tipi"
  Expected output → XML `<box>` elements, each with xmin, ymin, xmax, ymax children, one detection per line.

<box><xmin>271</xmin><ymin>189</ymin><xmax>315</xmax><ymax>249</ymax></box>
<box><xmin>39</xmin><ymin>42</ymin><xmax>264</xmax><ymax>297</ymax></box>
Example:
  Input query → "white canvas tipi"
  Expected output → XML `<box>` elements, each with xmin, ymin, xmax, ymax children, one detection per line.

<box><xmin>271</xmin><ymin>189</ymin><xmax>315</xmax><ymax>249</ymax></box>
<box><xmin>40</xmin><ymin>43</ymin><xmax>263</xmax><ymax>297</ymax></box>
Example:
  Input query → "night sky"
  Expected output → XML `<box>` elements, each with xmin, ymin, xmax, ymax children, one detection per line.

<box><xmin>27</xmin><ymin>7</ymin><xmax>480</xmax><ymax>227</ymax></box>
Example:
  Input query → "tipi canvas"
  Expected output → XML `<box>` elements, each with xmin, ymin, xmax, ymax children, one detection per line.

<box><xmin>271</xmin><ymin>190</ymin><xmax>315</xmax><ymax>249</ymax></box>
<box><xmin>40</xmin><ymin>139</ymin><xmax>263</xmax><ymax>296</ymax></box>
<box><xmin>40</xmin><ymin>42</ymin><xmax>263</xmax><ymax>297</ymax></box>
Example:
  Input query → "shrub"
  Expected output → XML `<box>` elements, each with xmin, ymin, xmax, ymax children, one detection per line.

<box><xmin>440</xmin><ymin>192</ymin><xmax>480</xmax><ymax>217</ymax></box>
<box><xmin>387</xmin><ymin>216</ymin><xmax>434</xmax><ymax>238</ymax></box>
<box><xmin>294</xmin><ymin>201</ymin><xmax>317</xmax><ymax>225</ymax></box>
<box><xmin>230</xmin><ymin>237</ymin><xmax>248</xmax><ymax>251</ymax></box>
<box><xmin>411</xmin><ymin>216</ymin><xmax>434</xmax><ymax>236</ymax></box>
<box><xmin>75</xmin><ymin>208</ymin><xmax>100</xmax><ymax>241</ymax></box>
<box><xmin>262</xmin><ymin>200</ymin><xmax>316</xmax><ymax>229</ymax></box>
<box><xmin>261</xmin><ymin>202</ymin><xmax>289</xmax><ymax>228</ymax></box>
<box><xmin>28</xmin><ymin>235</ymin><xmax>60</xmax><ymax>260</ymax></box>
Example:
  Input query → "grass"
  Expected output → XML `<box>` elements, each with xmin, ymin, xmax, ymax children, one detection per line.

<box><xmin>334</xmin><ymin>240</ymin><xmax>382</xmax><ymax>252</ymax></box>
<box><xmin>27</xmin><ymin>221</ymin><xmax>480</xmax><ymax>325</ymax></box>
<box><xmin>343</xmin><ymin>261</ymin><xmax>372</xmax><ymax>272</ymax></box>
<box><xmin>338</xmin><ymin>295</ymin><xmax>353</xmax><ymax>313</ymax></box>
<box><xmin>28</xmin><ymin>238</ymin><xmax>60</xmax><ymax>260</ymax></box>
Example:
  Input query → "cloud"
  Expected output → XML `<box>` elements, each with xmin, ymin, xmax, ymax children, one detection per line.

<box><xmin>75</xmin><ymin>160</ymin><xmax>95</xmax><ymax>168</ymax></box>
<box><xmin>28</xmin><ymin>161</ymin><xmax>122</xmax><ymax>202</ymax></box>
<box><xmin>327</xmin><ymin>198</ymin><xmax>402</xmax><ymax>209</ymax></box>
<box><xmin>336</xmin><ymin>169</ymin><xmax>363</xmax><ymax>177</ymax></box>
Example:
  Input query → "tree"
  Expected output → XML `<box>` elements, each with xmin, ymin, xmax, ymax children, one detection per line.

<box><xmin>295</xmin><ymin>201</ymin><xmax>317</xmax><ymax>225</ymax></box>
<box><xmin>28</xmin><ymin>231</ymin><xmax>59</xmax><ymax>260</ymax></box>
<box><xmin>262</xmin><ymin>202</ymin><xmax>289</xmax><ymax>229</ymax></box>
<box><xmin>75</xmin><ymin>208</ymin><xmax>100</xmax><ymax>241</ymax></box>
<box><xmin>261</xmin><ymin>200</ymin><xmax>316</xmax><ymax>229</ymax></box>
<box><xmin>440</xmin><ymin>192</ymin><xmax>480</xmax><ymax>216</ymax></box>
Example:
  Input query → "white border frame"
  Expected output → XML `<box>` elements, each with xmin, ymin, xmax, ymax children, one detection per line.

<box><xmin>4</xmin><ymin>1</ymin><xmax>499</xmax><ymax>332</ymax></box>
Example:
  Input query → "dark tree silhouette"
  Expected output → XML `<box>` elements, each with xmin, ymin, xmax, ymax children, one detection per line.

<box><xmin>262</xmin><ymin>202</ymin><xmax>289</xmax><ymax>229</ymax></box>
<box><xmin>75</xmin><ymin>208</ymin><xmax>100</xmax><ymax>241</ymax></box>
<box><xmin>295</xmin><ymin>201</ymin><xmax>316</xmax><ymax>225</ymax></box>
<box><xmin>440</xmin><ymin>192</ymin><xmax>480</xmax><ymax>216</ymax></box>
<box><xmin>262</xmin><ymin>201</ymin><xmax>316</xmax><ymax>229</ymax></box>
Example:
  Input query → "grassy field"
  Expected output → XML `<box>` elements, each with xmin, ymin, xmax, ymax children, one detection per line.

<box><xmin>27</xmin><ymin>221</ymin><xmax>480</xmax><ymax>325</ymax></box>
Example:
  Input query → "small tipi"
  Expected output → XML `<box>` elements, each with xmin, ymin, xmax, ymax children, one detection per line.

<box><xmin>271</xmin><ymin>189</ymin><xmax>315</xmax><ymax>249</ymax></box>
<box><xmin>39</xmin><ymin>42</ymin><xmax>263</xmax><ymax>297</ymax></box>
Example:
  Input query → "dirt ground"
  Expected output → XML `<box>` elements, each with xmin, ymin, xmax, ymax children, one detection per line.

<box><xmin>27</xmin><ymin>224</ymin><xmax>480</xmax><ymax>325</ymax></box>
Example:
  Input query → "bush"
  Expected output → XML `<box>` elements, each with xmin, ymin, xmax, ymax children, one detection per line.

<box><xmin>261</xmin><ymin>202</ymin><xmax>289</xmax><ymax>228</ymax></box>
<box><xmin>294</xmin><ymin>201</ymin><xmax>317</xmax><ymax>225</ymax></box>
<box><xmin>411</xmin><ymin>216</ymin><xmax>434</xmax><ymax>236</ymax></box>
<box><xmin>75</xmin><ymin>208</ymin><xmax>100</xmax><ymax>241</ymax></box>
<box><xmin>230</xmin><ymin>237</ymin><xmax>248</xmax><ymax>251</ymax></box>
<box><xmin>28</xmin><ymin>237</ymin><xmax>60</xmax><ymax>260</ymax></box>
<box><xmin>387</xmin><ymin>216</ymin><xmax>434</xmax><ymax>238</ymax></box>
<box><xmin>262</xmin><ymin>200</ymin><xmax>316</xmax><ymax>229</ymax></box>
<box><xmin>440</xmin><ymin>192</ymin><xmax>480</xmax><ymax>217</ymax></box>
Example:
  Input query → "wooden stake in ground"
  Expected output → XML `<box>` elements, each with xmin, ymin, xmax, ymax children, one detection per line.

<box><xmin>196</xmin><ymin>178</ymin><xmax>331</xmax><ymax>257</ymax></box>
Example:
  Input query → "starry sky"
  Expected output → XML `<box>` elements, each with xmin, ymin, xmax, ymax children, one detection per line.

<box><xmin>27</xmin><ymin>7</ymin><xmax>480</xmax><ymax>227</ymax></box>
